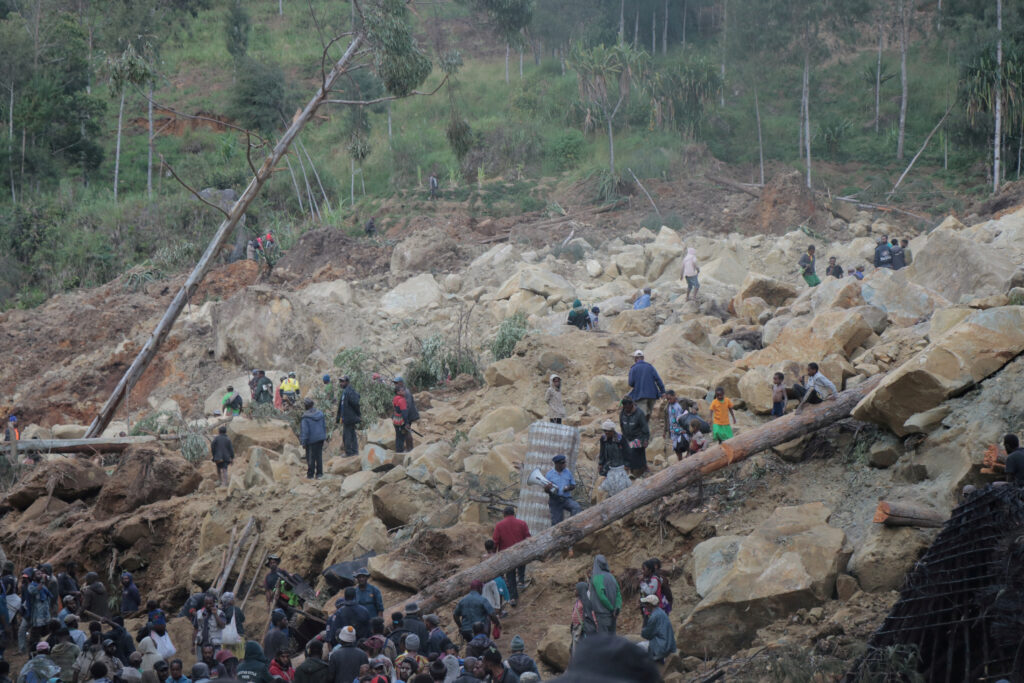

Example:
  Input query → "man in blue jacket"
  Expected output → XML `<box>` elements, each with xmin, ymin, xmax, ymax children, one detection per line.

<box><xmin>299</xmin><ymin>399</ymin><xmax>326</xmax><ymax>480</ymax></box>
<box><xmin>333</xmin><ymin>376</ymin><xmax>361</xmax><ymax>457</ymax></box>
<box><xmin>627</xmin><ymin>350</ymin><xmax>665</xmax><ymax>417</ymax></box>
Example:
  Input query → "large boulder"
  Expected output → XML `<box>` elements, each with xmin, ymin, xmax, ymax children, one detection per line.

<box><xmin>484</xmin><ymin>358</ymin><xmax>529</xmax><ymax>387</ymax></box>
<box><xmin>94</xmin><ymin>447</ymin><xmax>202</xmax><ymax>518</ymax></box>
<box><xmin>372</xmin><ymin>479</ymin><xmax>435</xmax><ymax>528</ymax></box>
<box><xmin>496</xmin><ymin>268</ymin><xmax>575</xmax><ymax>304</ymax></box>
<box><xmin>848</xmin><ymin>524</ymin><xmax>933</xmax><ymax>592</ymax></box>
<box><xmin>537</xmin><ymin>624</ymin><xmax>573</xmax><ymax>672</ymax></box>
<box><xmin>468</xmin><ymin>407</ymin><xmax>533</xmax><ymax>441</ymax></box>
<box><xmin>736</xmin><ymin>273</ymin><xmax>799</xmax><ymax>307</ymax></box>
<box><xmin>739</xmin><ymin>308</ymin><xmax>874</xmax><ymax>368</ymax></box>
<box><xmin>381</xmin><ymin>274</ymin><xmax>445</xmax><ymax>314</ymax></box>
<box><xmin>4</xmin><ymin>458</ymin><xmax>108</xmax><ymax>510</ymax></box>
<box><xmin>613</xmin><ymin>246</ymin><xmax>648</xmax><ymax>278</ymax></box>
<box><xmin>737</xmin><ymin>362</ymin><xmax>802</xmax><ymax>415</ymax></box>
<box><xmin>678</xmin><ymin>502</ymin><xmax>847</xmax><ymax>657</ymax></box>
<box><xmin>608</xmin><ymin>308</ymin><xmax>658</xmax><ymax>336</ymax></box>
<box><xmin>906</xmin><ymin>226</ymin><xmax>1016</xmax><ymax>303</ymax></box>
<box><xmin>853</xmin><ymin>307</ymin><xmax>1024</xmax><ymax>435</ymax></box>
<box><xmin>587</xmin><ymin>375</ymin><xmax>629</xmax><ymax>411</ymax></box>
<box><xmin>212</xmin><ymin>286</ymin><xmax>317</xmax><ymax>368</ymax></box>
<box><xmin>691</xmin><ymin>535</ymin><xmax>744</xmax><ymax>598</ymax></box>
<box><xmin>644</xmin><ymin>325</ymin><xmax>733</xmax><ymax>388</ymax></box>
<box><xmin>809</xmin><ymin>277</ymin><xmax>865</xmax><ymax>310</ymax></box>
<box><xmin>390</xmin><ymin>226</ymin><xmax>461</xmax><ymax>274</ymax></box>
<box><xmin>366</xmin><ymin>419</ymin><xmax>397</xmax><ymax>449</ymax></box>
<box><xmin>241</xmin><ymin>447</ymin><xmax>276</xmax><ymax>489</ymax></box>
<box><xmin>860</xmin><ymin>269</ymin><xmax>951</xmax><ymax>326</ymax></box>
<box><xmin>295</xmin><ymin>279</ymin><xmax>354</xmax><ymax>307</ymax></box>
<box><xmin>226</xmin><ymin>419</ymin><xmax>296</xmax><ymax>452</ymax></box>
<box><xmin>51</xmin><ymin>424</ymin><xmax>88</xmax><ymax>439</ymax></box>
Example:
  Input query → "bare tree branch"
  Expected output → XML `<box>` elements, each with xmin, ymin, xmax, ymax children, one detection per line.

<box><xmin>326</xmin><ymin>75</ymin><xmax>449</xmax><ymax>105</ymax></box>
<box><xmin>159</xmin><ymin>154</ymin><xmax>230</xmax><ymax>218</ymax></box>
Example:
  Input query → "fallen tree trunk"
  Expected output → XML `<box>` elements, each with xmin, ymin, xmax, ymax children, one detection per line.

<box><xmin>873</xmin><ymin>500</ymin><xmax>945</xmax><ymax>528</ymax></box>
<box><xmin>393</xmin><ymin>377</ymin><xmax>882</xmax><ymax>614</ymax></box>
<box><xmin>706</xmin><ymin>174</ymin><xmax>762</xmax><ymax>198</ymax></box>
<box><xmin>0</xmin><ymin>436</ymin><xmax>158</xmax><ymax>455</ymax></box>
<box><xmin>84</xmin><ymin>33</ymin><xmax>367</xmax><ymax>439</ymax></box>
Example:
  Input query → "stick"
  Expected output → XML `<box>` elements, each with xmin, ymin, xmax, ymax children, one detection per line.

<box><xmin>233</xmin><ymin>532</ymin><xmax>260</xmax><ymax>595</ymax></box>
<box><xmin>215</xmin><ymin>517</ymin><xmax>255</xmax><ymax>595</ymax></box>
<box><xmin>873</xmin><ymin>500</ymin><xmax>945</xmax><ymax>528</ymax></box>
<box><xmin>705</xmin><ymin>174</ymin><xmax>762</xmax><ymax>198</ymax></box>
<box><xmin>388</xmin><ymin>377</ymin><xmax>882</xmax><ymax>614</ymax></box>
<box><xmin>888</xmin><ymin>104</ymin><xmax>954</xmax><ymax>199</ymax></box>
<box><xmin>0</xmin><ymin>437</ymin><xmax>158</xmax><ymax>455</ymax></box>
<box><xmin>627</xmin><ymin>168</ymin><xmax>661</xmax><ymax>217</ymax></box>
<box><xmin>215</xmin><ymin>523</ymin><xmax>238</xmax><ymax>591</ymax></box>
<box><xmin>83</xmin><ymin>33</ymin><xmax>367</xmax><ymax>439</ymax></box>
<box><xmin>240</xmin><ymin>550</ymin><xmax>268</xmax><ymax>610</ymax></box>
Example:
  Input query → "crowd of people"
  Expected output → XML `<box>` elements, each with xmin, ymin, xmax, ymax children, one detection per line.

<box><xmin>798</xmin><ymin>233</ymin><xmax>914</xmax><ymax>287</ymax></box>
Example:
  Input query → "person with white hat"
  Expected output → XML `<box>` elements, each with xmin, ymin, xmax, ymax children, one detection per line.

<box><xmin>327</xmin><ymin>627</ymin><xmax>366</xmax><ymax>683</ymax></box>
<box><xmin>638</xmin><ymin>594</ymin><xmax>676</xmax><ymax>662</ymax></box>
<box><xmin>626</xmin><ymin>351</ymin><xmax>664</xmax><ymax>417</ymax></box>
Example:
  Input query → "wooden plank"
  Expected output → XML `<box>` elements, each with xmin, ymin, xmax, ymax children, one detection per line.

<box><xmin>873</xmin><ymin>500</ymin><xmax>946</xmax><ymax>528</ymax></box>
<box><xmin>388</xmin><ymin>376</ymin><xmax>882</xmax><ymax>615</ymax></box>
<box><xmin>0</xmin><ymin>436</ymin><xmax>158</xmax><ymax>454</ymax></box>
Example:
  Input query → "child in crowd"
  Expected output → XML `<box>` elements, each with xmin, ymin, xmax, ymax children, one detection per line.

<box><xmin>709</xmin><ymin>387</ymin><xmax>736</xmax><ymax>443</ymax></box>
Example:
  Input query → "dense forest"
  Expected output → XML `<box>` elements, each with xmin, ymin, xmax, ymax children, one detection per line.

<box><xmin>0</xmin><ymin>0</ymin><xmax>1021</xmax><ymax>307</ymax></box>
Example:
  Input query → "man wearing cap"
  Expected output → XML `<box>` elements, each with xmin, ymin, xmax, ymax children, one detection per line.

<box><xmin>401</xmin><ymin>603</ymin><xmax>430</xmax><ymax>650</ymax></box>
<box><xmin>544</xmin><ymin>455</ymin><xmax>581</xmax><ymax>526</ymax></box>
<box><xmin>327</xmin><ymin>627</ymin><xmax>367</xmax><ymax>683</ymax></box>
<box><xmin>263</xmin><ymin>555</ymin><xmax>285</xmax><ymax>607</ymax></box>
<box><xmin>626</xmin><ymin>350</ymin><xmax>665</xmax><ymax>417</ymax></box>
<box><xmin>505</xmin><ymin>636</ymin><xmax>539</xmax><ymax>679</ymax></box>
<box><xmin>492</xmin><ymin>507</ymin><xmax>530</xmax><ymax>607</ymax></box>
<box><xmin>326</xmin><ymin>588</ymin><xmax>370</xmax><ymax>643</ymax></box>
<box><xmin>21</xmin><ymin>641</ymin><xmax>60</xmax><ymax>683</ymax></box>
<box><xmin>333</xmin><ymin>376</ymin><xmax>361</xmax><ymax>458</ymax></box>
<box><xmin>453</xmin><ymin>582</ymin><xmax>499</xmax><ymax>643</ymax></box>
<box><xmin>353</xmin><ymin>569</ymin><xmax>383</xmax><ymax>619</ymax></box>
<box><xmin>393</xmin><ymin>377</ymin><xmax>419</xmax><ymax>452</ymax></box>
<box><xmin>639</xmin><ymin>595</ymin><xmax>676</xmax><ymax>662</ymax></box>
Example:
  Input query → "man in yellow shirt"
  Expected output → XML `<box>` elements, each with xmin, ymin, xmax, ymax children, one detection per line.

<box><xmin>708</xmin><ymin>387</ymin><xmax>736</xmax><ymax>443</ymax></box>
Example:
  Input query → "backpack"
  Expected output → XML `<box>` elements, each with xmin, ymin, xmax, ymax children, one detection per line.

<box><xmin>229</xmin><ymin>394</ymin><xmax>243</xmax><ymax>411</ymax></box>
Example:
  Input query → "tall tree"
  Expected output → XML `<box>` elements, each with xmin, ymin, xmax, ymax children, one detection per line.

<box><xmin>570</xmin><ymin>41</ymin><xmax>647</xmax><ymax>176</ymax></box>
<box><xmin>108</xmin><ymin>45</ymin><xmax>153</xmax><ymax>203</ymax></box>
<box><xmin>896</xmin><ymin>0</ymin><xmax>909</xmax><ymax>160</ymax></box>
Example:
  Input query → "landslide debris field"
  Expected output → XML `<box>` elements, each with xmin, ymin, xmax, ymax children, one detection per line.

<box><xmin>3</xmin><ymin>181</ymin><xmax>1024</xmax><ymax>681</ymax></box>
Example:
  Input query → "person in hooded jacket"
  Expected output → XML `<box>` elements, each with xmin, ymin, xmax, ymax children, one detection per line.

<box><xmin>119</xmin><ymin>574</ymin><xmax>141</xmax><ymax>615</ymax></box>
<box><xmin>293</xmin><ymin>641</ymin><xmax>329</xmax><ymax>683</ymax></box>
<box><xmin>299</xmin><ymin>399</ymin><xmax>326</xmax><ymax>480</ymax></box>
<box><xmin>325</xmin><ymin>589</ymin><xmax>370</xmax><ymax>643</ymax></box>
<box><xmin>81</xmin><ymin>574</ymin><xmax>109</xmax><ymax>620</ymax></box>
<box><xmin>235</xmin><ymin>642</ymin><xmax>273</xmax><ymax>683</ymax></box>
<box><xmin>570</xmin><ymin>583</ymin><xmax>597</xmax><ymax>653</ymax></box>
<box><xmin>588</xmin><ymin>556</ymin><xmax>621</xmax><ymax>635</ymax></box>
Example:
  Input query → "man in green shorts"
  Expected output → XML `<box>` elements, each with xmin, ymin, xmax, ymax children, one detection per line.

<box><xmin>708</xmin><ymin>387</ymin><xmax>736</xmax><ymax>443</ymax></box>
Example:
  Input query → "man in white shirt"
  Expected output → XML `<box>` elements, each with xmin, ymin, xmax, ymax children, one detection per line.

<box><xmin>149</xmin><ymin>613</ymin><xmax>176</xmax><ymax>660</ymax></box>
<box><xmin>797</xmin><ymin>362</ymin><xmax>838</xmax><ymax>409</ymax></box>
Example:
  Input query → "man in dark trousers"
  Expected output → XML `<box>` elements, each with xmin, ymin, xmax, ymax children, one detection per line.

<box><xmin>210</xmin><ymin>426</ymin><xmax>234</xmax><ymax>487</ymax></box>
<box><xmin>333</xmin><ymin>376</ymin><xmax>361</xmax><ymax>457</ymax></box>
<box><xmin>299</xmin><ymin>399</ymin><xmax>326</xmax><ymax>480</ymax></box>
<box><xmin>393</xmin><ymin>377</ymin><xmax>419</xmax><ymax>452</ymax></box>
<box><xmin>492</xmin><ymin>508</ymin><xmax>530</xmax><ymax>607</ymax></box>
<box><xmin>327</xmin><ymin>627</ymin><xmax>367</xmax><ymax>683</ymax></box>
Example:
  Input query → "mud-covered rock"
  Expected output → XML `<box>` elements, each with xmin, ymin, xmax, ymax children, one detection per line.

<box><xmin>95</xmin><ymin>447</ymin><xmax>201</xmax><ymax>518</ymax></box>
<box><xmin>4</xmin><ymin>458</ymin><xmax>108</xmax><ymax>510</ymax></box>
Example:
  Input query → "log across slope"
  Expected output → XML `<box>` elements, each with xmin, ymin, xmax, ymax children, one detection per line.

<box><xmin>394</xmin><ymin>376</ymin><xmax>883</xmax><ymax>615</ymax></box>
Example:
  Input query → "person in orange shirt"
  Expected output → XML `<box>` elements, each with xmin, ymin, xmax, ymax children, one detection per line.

<box><xmin>708</xmin><ymin>387</ymin><xmax>736</xmax><ymax>443</ymax></box>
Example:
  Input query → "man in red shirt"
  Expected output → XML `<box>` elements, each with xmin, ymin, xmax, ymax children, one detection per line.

<box><xmin>492</xmin><ymin>507</ymin><xmax>531</xmax><ymax>607</ymax></box>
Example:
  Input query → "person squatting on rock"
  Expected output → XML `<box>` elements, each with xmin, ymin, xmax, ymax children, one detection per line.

<box><xmin>545</xmin><ymin>375</ymin><xmax>565</xmax><ymax>424</ymax></box>
<box><xmin>299</xmin><ymin>398</ymin><xmax>326</xmax><ymax>480</ymax></box>
<box><xmin>543</xmin><ymin>454</ymin><xmax>581</xmax><ymax>525</ymax></box>
<box><xmin>796</xmin><ymin>362</ymin><xmax>838</xmax><ymax>410</ymax></box>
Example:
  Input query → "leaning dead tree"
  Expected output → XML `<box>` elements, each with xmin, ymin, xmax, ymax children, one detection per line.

<box><xmin>392</xmin><ymin>377</ymin><xmax>882</xmax><ymax>614</ymax></box>
<box><xmin>85</xmin><ymin>0</ymin><xmax>534</xmax><ymax>438</ymax></box>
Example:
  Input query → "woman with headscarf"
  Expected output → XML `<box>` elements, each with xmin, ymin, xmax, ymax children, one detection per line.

<box><xmin>569</xmin><ymin>582</ymin><xmax>597</xmax><ymax>654</ymax></box>
<box><xmin>545</xmin><ymin>375</ymin><xmax>566</xmax><ymax>424</ymax></box>
<box><xmin>597</xmin><ymin>420</ymin><xmax>630</xmax><ymax>497</ymax></box>
<box><xmin>566</xmin><ymin>299</ymin><xmax>589</xmax><ymax>330</ymax></box>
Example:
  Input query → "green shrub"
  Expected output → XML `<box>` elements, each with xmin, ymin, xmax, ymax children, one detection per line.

<box><xmin>405</xmin><ymin>333</ymin><xmax>480</xmax><ymax>389</ymax></box>
<box><xmin>490</xmin><ymin>313</ymin><xmax>527</xmax><ymax>360</ymax></box>
<box><xmin>333</xmin><ymin>347</ymin><xmax>395</xmax><ymax>424</ymax></box>
<box><xmin>548</xmin><ymin>130</ymin><xmax>587</xmax><ymax>170</ymax></box>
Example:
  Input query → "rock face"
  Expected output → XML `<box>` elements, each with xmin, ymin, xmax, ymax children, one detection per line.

<box><xmin>736</xmin><ymin>273</ymin><xmax>799</xmax><ymax>307</ymax></box>
<box><xmin>906</xmin><ymin>226</ymin><xmax>1016</xmax><ymax>303</ymax></box>
<box><xmin>242</xmin><ymin>447</ymin><xmax>276</xmax><ymax>489</ymax></box>
<box><xmin>678</xmin><ymin>502</ymin><xmax>847</xmax><ymax>657</ymax></box>
<box><xmin>95</xmin><ymin>448</ymin><xmax>202</xmax><ymax>518</ymax></box>
<box><xmin>226</xmin><ymin>419</ymin><xmax>296</xmax><ymax>452</ymax></box>
<box><xmin>740</xmin><ymin>308</ymin><xmax>873</xmax><ymax>368</ymax></box>
<box><xmin>468</xmin><ymin>407</ymin><xmax>533</xmax><ymax>440</ymax></box>
<box><xmin>213</xmin><ymin>287</ymin><xmax>317</xmax><ymax>368</ymax></box>
<box><xmin>848</xmin><ymin>524</ymin><xmax>933</xmax><ymax>593</ymax></box>
<box><xmin>691</xmin><ymin>535</ymin><xmax>744</xmax><ymax>598</ymax></box>
<box><xmin>381</xmin><ymin>274</ymin><xmax>445</xmax><ymax>314</ymax></box>
<box><xmin>5</xmin><ymin>458</ymin><xmax>109</xmax><ymax>509</ymax></box>
<box><xmin>860</xmin><ymin>269</ymin><xmax>950</xmax><ymax>326</ymax></box>
<box><xmin>484</xmin><ymin>358</ymin><xmax>528</xmax><ymax>387</ymax></box>
<box><xmin>853</xmin><ymin>306</ymin><xmax>1024</xmax><ymax>435</ymax></box>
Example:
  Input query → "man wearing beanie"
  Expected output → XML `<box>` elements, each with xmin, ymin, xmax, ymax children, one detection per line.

<box><xmin>327</xmin><ymin>627</ymin><xmax>366</xmax><ymax>683</ymax></box>
<box><xmin>505</xmin><ymin>636</ymin><xmax>539</xmax><ymax>679</ymax></box>
<box><xmin>396</xmin><ymin>634</ymin><xmax>428</xmax><ymax>672</ymax></box>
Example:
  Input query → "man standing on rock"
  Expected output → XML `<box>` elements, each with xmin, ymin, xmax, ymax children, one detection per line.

<box><xmin>210</xmin><ymin>426</ymin><xmax>234</xmax><ymax>488</ymax></box>
<box><xmin>221</xmin><ymin>387</ymin><xmax>242</xmax><ymax>417</ymax></box>
<box><xmin>874</xmin><ymin>236</ymin><xmax>893</xmax><ymax>269</ymax></box>
<box><xmin>1003</xmin><ymin>434</ymin><xmax>1024</xmax><ymax>486</ymax></box>
<box><xmin>798</xmin><ymin>245</ymin><xmax>821</xmax><ymax>288</ymax></box>
<box><xmin>394</xmin><ymin>377</ymin><xmax>419</xmax><ymax>452</ymax></box>
<box><xmin>545</xmin><ymin>375</ymin><xmax>566</xmax><ymax>425</ymax></box>
<box><xmin>334</xmin><ymin>376</ymin><xmax>361</xmax><ymax>458</ymax></box>
<box><xmin>619</xmin><ymin>398</ymin><xmax>650</xmax><ymax>478</ymax></box>
<box><xmin>492</xmin><ymin>507</ymin><xmax>530</xmax><ymax>607</ymax></box>
<box><xmin>589</xmin><ymin>556</ymin><xmax>621</xmax><ymax>635</ymax></box>
<box><xmin>254</xmin><ymin>372</ymin><xmax>274</xmax><ymax>404</ymax></box>
<box><xmin>681</xmin><ymin>247</ymin><xmax>700</xmax><ymax>301</ymax></box>
<box><xmin>890</xmin><ymin>238</ymin><xmax>906</xmax><ymax>270</ymax></box>
<box><xmin>353</xmin><ymin>569</ymin><xmax>383</xmax><ymax>620</ymax></box>
<box><xmin>626</xmin><ymin>350</ymin><xmax>664</xmax><ymax>417</ymax></box>
<box><xmin>299</xmin><ymin>399</ymin><xmax>326</xmax><ymax>480</ymax></box>
<box><xmin>796</xmin><ymin>363</ymin><xmax>838</xmax><ymax>410</ymax></box>
<box><xmin>544</xmin><ymin>455</ymin><xmax>581</xmax><ymax>525</ymax></box>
